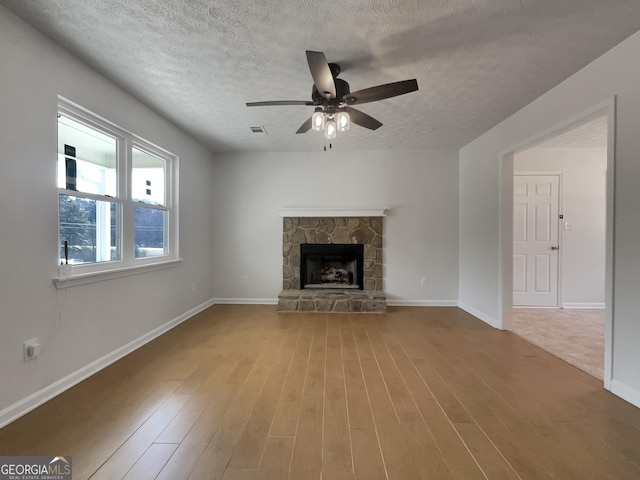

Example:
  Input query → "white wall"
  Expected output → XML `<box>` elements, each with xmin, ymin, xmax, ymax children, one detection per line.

<box><xmin>0</xmin><ymin>6</ymin><xmax>215</xmax><ymax>423</ymax></box>
<box><xmin>514</xmin><ymin>148</ymin><xmax>606</xmax><ymax>307</ymax></box>
<box><xmin>210</xmin><ymin>150</ymin><xmax>459</xmax><ymax>305</ymax></box>
<box><xmin>459</xmin><ymin>29</ymin><xmax>640</xmax><ymax>405</ymax></box>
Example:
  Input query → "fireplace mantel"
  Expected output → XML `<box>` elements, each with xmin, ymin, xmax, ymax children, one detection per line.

<box><xmin>277</xmin><ymin>207</ymin><xmax>388</xmax><ymax>217</ymax></box>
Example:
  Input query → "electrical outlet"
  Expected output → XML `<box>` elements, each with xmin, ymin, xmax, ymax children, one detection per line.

<box><xmin>24</xmin><ymin>338</ymin><xmax>40</xmax><ymax>362</ymax></box>
<box><xmin>242</xmin><ymin>275</ymin><xmax>249</xmax><ymax>285</ymax></box>
<box><xmin>191</xmin><ymin>282</ymin><xmax>196</xmax><ymax>292</ymax></box>
<box><xmin>420</xmin><ymin>277</ymin><xmax>428</xmax><ymax>286</ymax></box>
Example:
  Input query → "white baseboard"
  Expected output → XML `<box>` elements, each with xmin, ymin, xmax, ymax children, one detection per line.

<box><xmin>562</xmin><ymin>302</ymin><xmax>606</xmax><ymax>309</ymax></box>
<box><xmin>458</xmin><ymin>302</ymin><xmax>501</xmax><ymax>329</ymax></box>
<box><xmin>0</xmin><ymin>298</ymin><xmax>216</xmax><ymax>429</ymax></box>
<box><xmin>386</xmin><ymin>300</ymin><xmax>458</xmax><ymax>307</ymax></box>
<box><xmin>610</xmin><ymin>379</ymin><xmax>640</xmax><ymax>409</ymax></box>
<box><xmin>214</xmin><ymin>298</ymin><xmax>278</xmax><ymax>305</ymax></box>
<box><xmin>215</xmin><ymin>298</ymin><xmax>459</xmax><ymax>308</ymax></box>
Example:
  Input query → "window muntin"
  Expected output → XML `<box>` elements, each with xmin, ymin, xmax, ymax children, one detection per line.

<box><xmin>57</xmin><ymin>98</ymin><xmax>177</xmax><ymax>274</ymax></box>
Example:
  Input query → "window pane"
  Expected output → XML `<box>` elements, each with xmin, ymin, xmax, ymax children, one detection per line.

<box><xmin>135</xmin><ymin>206</ymin><xmax>166</xmax><ymax>258</ymax></box>
<box><xmin>132</xmin><ymin>148</ymin><xmax>165</xmax><ymax>206</ymax></box>
<box><xmin>59</xmin><ymin>195</ymin><xmax>120</xmax><ymax>264</ymax></box>
<box><xmin>57</xmin><ymin>115</ymin><xmax>117</xmax><ymax>196</ymax></box>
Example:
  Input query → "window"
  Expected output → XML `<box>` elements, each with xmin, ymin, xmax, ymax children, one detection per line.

<box><xmin>132</xmin><ymin>147</ymin><xmax>168</xmax><ymax>258</ymax></box>
<box><xmin>57</xmin><ymin>98</ymin><xmax>177</xmax><ymax>279</ymax></box>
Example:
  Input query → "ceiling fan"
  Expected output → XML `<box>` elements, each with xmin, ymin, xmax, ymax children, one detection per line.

<box><xmin>246</xmin><ymin>51</ymin><xmax>419</xmax><ymax>139</ymax></box>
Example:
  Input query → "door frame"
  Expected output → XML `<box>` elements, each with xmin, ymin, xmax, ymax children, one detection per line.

<box><xmin>513</xmin><ymin>171</ymin><xmax>563</xmax><ymax>308</ymax></box>
<box><xmin>498</xmin><ymin>97</ymin><xmax>615</xmax><ymax>390</ymax></box>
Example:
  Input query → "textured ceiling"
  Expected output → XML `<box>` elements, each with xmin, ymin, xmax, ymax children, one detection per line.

<box><xmin>3</xmin><ymin>0</ymin><xmax>640</xmax><ymax>153</ymax></box>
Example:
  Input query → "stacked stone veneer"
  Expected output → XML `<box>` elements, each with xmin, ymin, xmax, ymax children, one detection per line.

<box><xmin>278</xmin><ymin>216</ymin><xmax>386</xmax><ymax>313</ymax></box>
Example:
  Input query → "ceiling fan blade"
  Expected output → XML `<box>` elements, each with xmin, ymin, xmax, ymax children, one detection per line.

<box><xmin>296</xmin><ymin>116</ymin><xmax>313</xmax><ymax>134</ymax></box>
<box><xmin>306</xmin><ymin>51</ymin><xmax>336</xmax><ymax>100</ymax></box>
<box><xmin>344</xmin><ymin>79</ymin><xmax>418</xmax><ymax>105</ymax></box>
<box><xmin>246</xmin><ymin>100</ymin><xmax>314</xmax><ymax>107</ymax></box>
<box><xmin>342</xmin><ymin>106</ymin><xmax>382</xmax><ymax>130</ymax></box>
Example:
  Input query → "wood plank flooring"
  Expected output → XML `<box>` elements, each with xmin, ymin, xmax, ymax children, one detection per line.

<box><xmin>1</xmin><ymin>305</ymin><xmax>639</xmax><ymax>479</ymax></box>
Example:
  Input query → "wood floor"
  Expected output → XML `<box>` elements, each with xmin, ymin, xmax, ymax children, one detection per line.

<box><xmin>1</xmin><ymin>305</ymin><xmax>639</xmax><ymax>480</ymax></box>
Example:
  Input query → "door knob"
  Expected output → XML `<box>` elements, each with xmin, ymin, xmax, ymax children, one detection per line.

<box><xmin>551</xmin><ymin>246</ymin><xmax>560</xmax><ymax>250</ymax></box>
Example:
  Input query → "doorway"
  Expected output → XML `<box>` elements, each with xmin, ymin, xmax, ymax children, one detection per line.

<box><xmin>501</xmin><ymin>101</ymin><xmax>614</xmax><ymax>387</ymax></box>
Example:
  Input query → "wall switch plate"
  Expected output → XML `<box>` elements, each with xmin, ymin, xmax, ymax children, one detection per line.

<box><xmin>421</xmin><ymin>277</ymin><xmax>428</xmax><ymax>286</ymax></box>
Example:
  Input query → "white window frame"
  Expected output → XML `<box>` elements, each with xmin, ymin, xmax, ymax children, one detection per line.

<box><xmin>54</xmin><ymin>97</ymin><xmax>180</xmax><ymax>288</ymax></box>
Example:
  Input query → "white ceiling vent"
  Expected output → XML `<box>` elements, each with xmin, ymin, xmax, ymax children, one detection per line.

<box><xmin>250</xmin><ymin>126</ymin><xmax>267</xmax><ymax>134</ymax></box>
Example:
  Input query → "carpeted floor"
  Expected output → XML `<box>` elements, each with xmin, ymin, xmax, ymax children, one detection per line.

<box><xmin>512</xmin><ymin>308</ymin><xmax>605</xmax><ymax>380</ymax></box>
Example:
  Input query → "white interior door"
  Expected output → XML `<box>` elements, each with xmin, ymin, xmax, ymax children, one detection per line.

<box><xmin>513</xmin><ymin>174</ymin><xmax>560</xmax><ymax>306</ymax></box>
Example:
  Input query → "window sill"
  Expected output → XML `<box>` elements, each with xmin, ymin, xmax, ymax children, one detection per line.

<box><xmin>53</xmin><ymin>259</ymin><xmax>182</xmax><ymax>289</ymax></box>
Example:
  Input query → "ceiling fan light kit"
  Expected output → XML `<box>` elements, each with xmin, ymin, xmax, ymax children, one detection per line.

<box><xmin>311</xmin><ymin>109</ymin><xmax>325</xmax><ymax>132</ymax></box>
<box><xmin>246</xmin><ymin>50</ymin><xmax>418</xmax><ymax>142</ymax></box>
<box><xmin>325</xmin><ymin>118</ymin><xmax>337</xmax><ymax>140</ymax></box>
<box><xmin>312</xmin><ymin>110</ymin><xmax>349</xmax><ymax>139</ymax></box>
<box><xmin>336</xmin><ymin>111</ymin><xmax>350</xmax><ymax>132</ymax></box>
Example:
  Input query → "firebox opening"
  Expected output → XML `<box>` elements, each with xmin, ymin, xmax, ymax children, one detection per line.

<box><xmin>300</xmin><ymin>244</ymin><xmax>364</xmax><ymax>290</ymax></box>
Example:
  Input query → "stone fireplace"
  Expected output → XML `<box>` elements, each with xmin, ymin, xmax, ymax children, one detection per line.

<box><xmin>278</xmin><ymin>209</ymin><xmax>387</xmax><ymax>313</ymax></box>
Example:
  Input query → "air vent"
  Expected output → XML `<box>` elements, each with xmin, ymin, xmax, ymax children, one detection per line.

<box><xmin>250</xmin><ymin>126</ymin><xmax>267</xmax><ymax>134</ymax></box>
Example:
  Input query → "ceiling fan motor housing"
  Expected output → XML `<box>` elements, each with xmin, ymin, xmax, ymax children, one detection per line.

<box><xmin>312</xmin><ymin>75</ymin><xmax>351</xmax><ymax>107</ymax></box>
